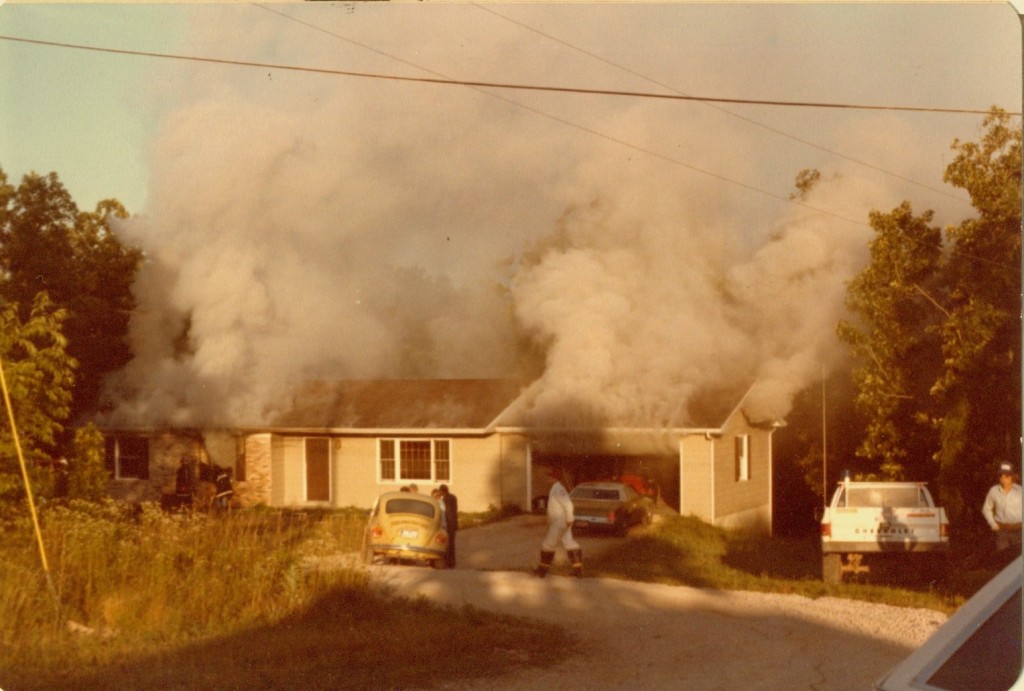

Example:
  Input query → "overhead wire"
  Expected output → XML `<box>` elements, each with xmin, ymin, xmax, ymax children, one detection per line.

<box><xmin>247</xmin><ymin>5</ymin><xmax>1016</xmax><ymax>271</ymax></box>
<box><xmin>244</xmin><ymin>5</ymin><xmax>872</xmax><ymax>228</ymax></box>
<box><xmin>471</xmin><ymin>3</ymin><xmax>977</xmax><ymax>209</ymax></box>
<box><xmin>0</xmin><ymin>19</ymin><xmax>1015</xmax><ymax>270</ymax></box>
<box><xmin>0</xmin><ymin>32</ymin><xmax>1014</xmax><ymax>117</ymax></box>
<box><xmin>465</xmin><ymin>5</ymin><xmax>1020</xmax><ymax>273</ymax></box>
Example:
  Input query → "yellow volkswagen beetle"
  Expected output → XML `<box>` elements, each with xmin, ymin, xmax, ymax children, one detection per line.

<box><xmin>362</xmin><ymin>491</ymin><xmax>449</xmax><ymax>568</ymax></box>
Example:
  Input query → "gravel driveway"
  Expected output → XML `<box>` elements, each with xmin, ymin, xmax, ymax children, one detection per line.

<box><xmin>368</xmin><ymin>515</ymin><xmax>948</xmax><ymax>690</ymax></box>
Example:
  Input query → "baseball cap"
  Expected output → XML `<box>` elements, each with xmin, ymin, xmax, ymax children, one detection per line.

<box><xmin>998</xmin><ymin>461</ymin><xmax>1016</xmax><ymax>475</ymax></box>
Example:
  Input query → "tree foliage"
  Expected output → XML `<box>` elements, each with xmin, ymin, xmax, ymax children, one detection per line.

<box><xmin>0</xmin><ymin>294</ymin><xmax>76</xmax><ymax>504</ymax></box>
<box><xmin>839</xmin><ymin>109</ymin><xmax>1022</xmax><ymax>523</ymax></box>
<box><xmin>0</xmin><ymin>167</ymin><xmax>140</xmax><ymax>505</ymax></box>
<box><xmin>837</xmin><ymin>202</ymin><xmax>944</xmax><ymax>479</ymax></box>
<box><xmin>0</xmin><ymin>167</ymin><xmax>141</xmax><ymax>426</ymax></box>
<box><xmin>68</xmin><ymin>422</ymin><xmax>110</xmax><ymax>502</ymax></box>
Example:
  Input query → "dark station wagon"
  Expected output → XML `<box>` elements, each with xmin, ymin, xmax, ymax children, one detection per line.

<box><xmin>570</xmin><ymin>481</ymin><xmax>655</xmax><ymax>536</ymax></box>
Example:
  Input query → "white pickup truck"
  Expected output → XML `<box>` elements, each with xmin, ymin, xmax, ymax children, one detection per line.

<box><xmin>820</xmin><ymin>479</ymin><xmax>949</xmax><ymax>583</ymax></box>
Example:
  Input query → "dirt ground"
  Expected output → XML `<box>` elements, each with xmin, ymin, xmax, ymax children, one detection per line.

<box><xmin>367</xmin><ymin>514</ymin><xmax>948</xmax><ymax>690</ymax></box>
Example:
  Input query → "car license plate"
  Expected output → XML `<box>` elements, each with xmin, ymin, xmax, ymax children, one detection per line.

<box><xmin>400</xmin><ymin>529</ymin><xmax>419</xmax><ymax>538</ymax></box>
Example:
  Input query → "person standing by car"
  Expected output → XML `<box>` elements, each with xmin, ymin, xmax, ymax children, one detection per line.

<box><xmin>536</xmin><ymin>466</ymin><xmax>583</xmax><ymax>578</ymax></box>
<box><xmin>439</xmin><ymin>484</ymin><xmax>458</xmax><ymax>569</ymax></box>
<box><xmin>982</xmin><ymin>461</ymin><xmax>1023</xmax><ymax>563</ymax></box>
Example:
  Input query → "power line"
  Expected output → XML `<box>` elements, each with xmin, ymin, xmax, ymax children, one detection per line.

<box><xmin>243</xmin><ymin>6</ymin><xmax>871</xmax><ymax>229</ymax></box>
<box><xmin>0</xmin><ymin>32</ymin><xmax>1016</xmax><ymax>117</ymax></box>
<box><xmin>472</xmin><ymin>3</ymin><xmax>977</xmax><ymax>208</ymax></box>
<box><xmin>1</xmin><ymin>28</ymin><xmax>1013</xmax><ymax>271</ymax></box>
<box><xmin>248</xmin><ymin>6</ymin><xmax>1016</xmax><ymax>272</ymax></box>
<box><xmin>5</xmin><ymin>26</ymin><xmax>862</xmax><ymax>227</ymax></box>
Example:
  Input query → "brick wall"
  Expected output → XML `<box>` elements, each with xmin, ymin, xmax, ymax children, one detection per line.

<box><xmin>238</xmin><ymin>433</ymin><xmax>272</xmax><ymax>506</ymax></box>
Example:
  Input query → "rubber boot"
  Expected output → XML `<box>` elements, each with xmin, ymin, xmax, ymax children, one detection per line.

<box><xmin>569</xmin><ymin>548</ymin><xmax>583</xmax><ymax>578</ymax></box>
<box><xmin>535</xmin><ymin>550</ymin><xmax>555</xmax><ymax>578</ymax></box>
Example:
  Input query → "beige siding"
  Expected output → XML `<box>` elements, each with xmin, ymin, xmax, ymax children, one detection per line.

<box><xmin>712</xmin><ymin>414</ymin><xmax>772</xmax><ymax>533</ymax></box>
<box><xmin>332</xmin><ymin>437</ymin><xmax>381</xmax><ymax>507</ymax></box>
<box><xmin>446</xmin><ymin>436</ymin><xmax>502</xmax><ymax>513</ymax></box>
<box><xmin>320</xmin><ymin>434</ymin><xmax>526</xmax><ymax>512</ymax></box>
<box><xmin>680</xmin><ymin>435</ymin><xmax>713</xmax><ymax>522</ymax></box>
<box><xmin>271</xmin><ymin>436</ymin><xmax>306</xmax><ymax>506</ymax></box>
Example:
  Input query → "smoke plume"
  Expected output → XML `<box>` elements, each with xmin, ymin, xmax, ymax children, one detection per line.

<box><xmin>101</xmin><ymin>10</ymin><xmax>956</xmax><ymax>430</ymax></box>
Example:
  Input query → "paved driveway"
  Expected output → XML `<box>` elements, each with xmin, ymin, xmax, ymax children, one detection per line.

<box><xmin>454</xmin><ymin>513</ymin><xmax>624</xmax><ymax>573</ymax></box>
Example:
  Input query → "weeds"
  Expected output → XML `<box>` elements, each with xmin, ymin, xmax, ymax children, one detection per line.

<box><xmin>0</xmin><ymin>501</ymin><xmax>569</xmax><ymax>690</ymax></box>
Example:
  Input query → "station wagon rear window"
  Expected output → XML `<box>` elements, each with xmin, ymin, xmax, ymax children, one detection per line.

<box><xmin>572</xmin><ymin>488</ymin><xmax>622</xmax><ymax>501</ymax></box>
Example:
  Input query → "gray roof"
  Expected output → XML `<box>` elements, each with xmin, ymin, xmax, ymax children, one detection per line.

<box><xmin>270</xmin><ymin>379</ymin><xmax>525</xmax><ymax>431</ymax></box>
<box><xmin>268</xmin><ymin>378</ymin><xmax>752</xmax><ymax>433</ymax></box>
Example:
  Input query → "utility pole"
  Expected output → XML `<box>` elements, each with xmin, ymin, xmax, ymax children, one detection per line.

<box><xmin>822</xmin><ymin>364</ymin><xmax>828</xmax><ymax>506</ymax></box>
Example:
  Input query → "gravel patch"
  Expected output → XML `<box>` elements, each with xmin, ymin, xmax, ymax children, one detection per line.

<box><xmin>362</xmin><ymin>515</ymin><xmax>948</xmax><ymax>689</ymax></box>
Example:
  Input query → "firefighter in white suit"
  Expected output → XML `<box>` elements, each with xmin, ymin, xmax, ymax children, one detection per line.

<box><xmin>536</xmin><ymin>466</ymin><xmax>583</xmax><ymax>578</ymax></box>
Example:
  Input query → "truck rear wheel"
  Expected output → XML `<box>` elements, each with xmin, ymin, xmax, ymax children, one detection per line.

<box><xmin>822</xmin><ymin>553</ymin><xmax>843</xmax><ymax>584</ymax></box>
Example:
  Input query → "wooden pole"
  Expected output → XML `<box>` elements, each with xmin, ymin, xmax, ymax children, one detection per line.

<box><xmin>0</xmin><ymin>356</ymin><xmax>59</xmax><ymax>613</ymax></box>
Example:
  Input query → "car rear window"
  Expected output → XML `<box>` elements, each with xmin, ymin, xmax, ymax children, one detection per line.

<box><xmin>385</xmin><ymin>498</ymin><xmax>436</xmax><ymax>518</ymax></box>
<box><xmin>572</xmin><ymin>488</ymin><xmax>621</xmax><ymax>501</ymax></box>
<box><xmin>845</xmin><ymin>486</ymin><xmax>923</xmax><ymax>508</ymax></box>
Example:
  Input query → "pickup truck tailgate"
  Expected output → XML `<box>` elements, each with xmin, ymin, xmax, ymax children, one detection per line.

<box><xmin>827</xmin><ymin>507</ymin><xmax>946</xmax><ymax>548</ymax></box>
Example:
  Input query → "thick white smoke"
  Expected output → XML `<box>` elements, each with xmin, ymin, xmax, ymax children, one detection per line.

<box><xmin>101</xmin><ymin>9</ymin><xmax>962</xmax><ymax>430</ymax></box>
<box><xmin>509</xmin><ymin>164</ymin><xmax>887</xmax><ymax>428</ymax></box>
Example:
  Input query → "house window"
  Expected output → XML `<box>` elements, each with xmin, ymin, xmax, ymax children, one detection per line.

<box><xmin>305</xmin><ymin>438</ymin><xmax>331</xmax><ymax>502</ymax></box>
<box><xmin>434</xmin><ymin>440</ymin><xmax>450</xmax><ymax>482</ymax></box>
<box><xmin>379</xmin><ymin>439</ymin><xmax>396</xmax><ymax>480</ymax></box>
<box><xmin>735</xmin><ymin>435</ymin><xmax>750</xmax><ymax>482</ymax></box>
<box><xmin>104</xmin><ymin>435</ymin><xmax>150</xmax><ymax>480</ymax></box>
<box><xmin>378</xmin><ymin>438</ymin><xmax>452</xmax><ymax>483</ymax></box>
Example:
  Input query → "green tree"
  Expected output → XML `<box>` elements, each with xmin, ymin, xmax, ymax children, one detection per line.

<box><xmin>933</xmin><ymin>109</ymin><xmax>1022</xmax><ymax>520</ymax></box>
<box><xmin>68</xmin><ymin>423</ymin><xmax>109</xmax><ymax>502</ymax></box>
<box><xmin>839</xmin><ymin>109</ymin><xmax>1022</xmax><ymax>523</ymax></box>
<box><xmin>0</xmin><ymin>168</ymin><xmax>141</xmax><ymax>425</ymax></box>
<box><xmin>837</xmin><ymin>202</ymin><xmax>944</xmax><ymax>480</ymax></box>
<box><xmin>0</xmin><ymin>294</ymin><xmax>77</xmax><ymax>505</ymax></box>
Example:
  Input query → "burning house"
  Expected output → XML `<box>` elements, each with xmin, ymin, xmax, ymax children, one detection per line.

<box><xmin>100</xmin><ymin>378</ymin><xmax>781</xmax><ymax>533</ymax></box>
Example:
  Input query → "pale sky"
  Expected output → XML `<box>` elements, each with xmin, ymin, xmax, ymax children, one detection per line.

<box><xmin>0</xmin><ymin>2</ymin><xmax>1019</xmax><ymax>215</ymax></box>
<box><xmin>0</xmin><ymin>2</ymin><xmax>1020</xmax><ymax>427</ymax></box>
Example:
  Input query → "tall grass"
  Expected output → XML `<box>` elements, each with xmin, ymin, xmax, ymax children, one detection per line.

<box><xmin>3</xmin><ymin>502</ymin><xmax>362</xmax><ymax>654</ymax></box>
<box><xmin>0</xmin><ymin>501</ymin><xmax>569</xmax><ymax>690</ymax></box>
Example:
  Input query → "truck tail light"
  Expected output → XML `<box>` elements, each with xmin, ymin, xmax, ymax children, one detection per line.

<box><xmin>608</xmin><ymin>511</ymin><xmax>617</xmax><ymax>523</ymax></box>
<box><xmin>435</xmin><ymin>533</ymin><xmax>448</xmax><ymax>546</ymax></box>
<box><xmin>821</xmin><ymin>522</ymin><xmax>831</xmax><ymax>538</ymax></box>
<box><xmin>940</xmin><ymin>522</ymin><xmax>950</xmax><ymax>538</ymax></box>
<box><xmin>371</xmin><ymin>526</ymin><xmax>383</xmax><ymax>538</ymax></box>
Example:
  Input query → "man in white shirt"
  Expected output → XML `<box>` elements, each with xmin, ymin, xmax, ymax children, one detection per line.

<box><xmin>982</xmin><ymin>461</ymin><xmax>1023</xmax><ymax>558</ymax></box>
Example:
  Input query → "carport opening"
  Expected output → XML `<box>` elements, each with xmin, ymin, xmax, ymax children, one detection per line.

<box><xmin>534</xmin><ymin>454</ymin><xmax>680</xmax><ymax>512</ymax></box>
